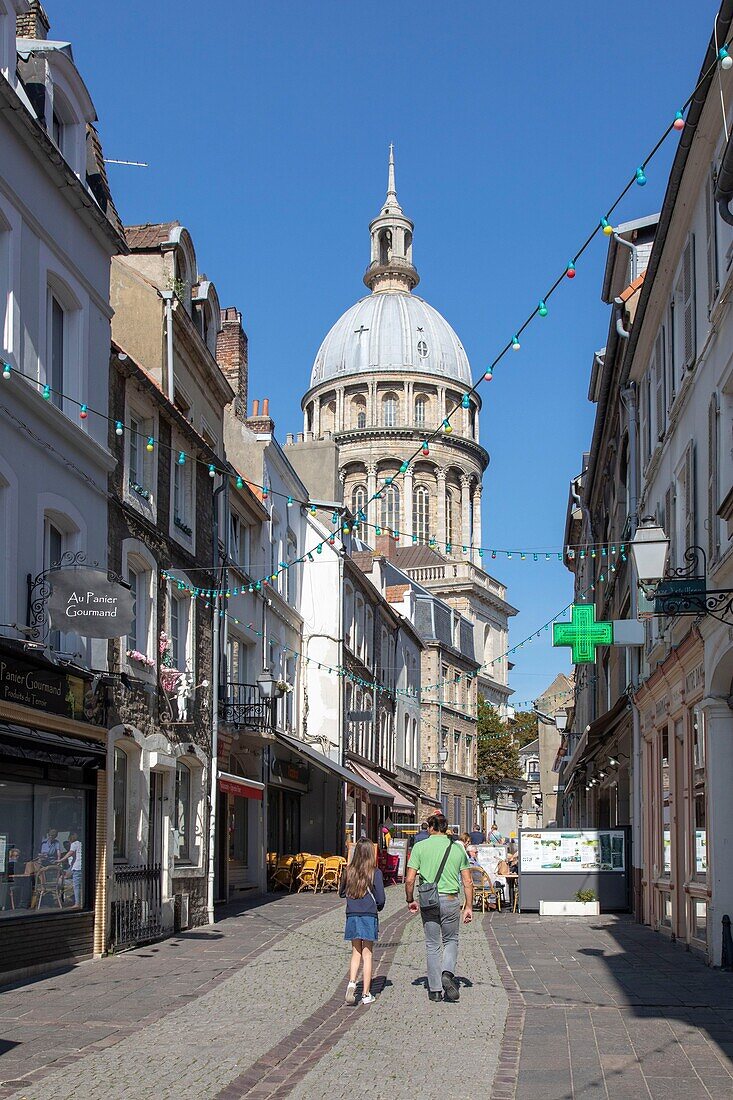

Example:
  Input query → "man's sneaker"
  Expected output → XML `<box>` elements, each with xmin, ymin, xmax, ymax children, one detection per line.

<box><xmin>442</xmin><ymin>971</ymin><xmax>460</xmax><ymax>1002</ymax></box>
<box><xmin>361</xmin><ymin>992</ymin><xmax>375</xmax><ymax>1005</ymax></box>
<box><xmin>428</xmin><ymin>990</ymin><xmax>443</xmax><ymax>1002</ymax></box>
<box><xmin>344</xmin><ymin>981</ymin><xmax>357</xmax><ymax>1006</ymax></box>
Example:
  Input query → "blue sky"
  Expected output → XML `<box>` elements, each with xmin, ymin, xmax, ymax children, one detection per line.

<box><xmin>57</xmin><ymin>0</ymin><xmax>717</xmax><ymax>706</ymax></box>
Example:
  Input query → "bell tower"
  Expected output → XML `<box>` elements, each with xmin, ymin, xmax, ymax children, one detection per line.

<box><xmin>364</xmin><ymin>145</ymin><xmax>419</xmax><ymax>294</ymax></box>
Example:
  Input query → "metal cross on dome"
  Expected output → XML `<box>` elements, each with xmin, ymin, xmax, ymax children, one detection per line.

<box><xmin>354</xmin><ymin>325</ymin><xmax>370</xmax><ymax>338</ymax></box>
<box><xmin>553</xmin><ymin>603</ymin><xmax>614</xmax><ymax>664</ymax></box>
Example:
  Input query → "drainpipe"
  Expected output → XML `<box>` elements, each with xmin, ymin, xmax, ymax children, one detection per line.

<box><xmin>613</xmin><ymin>233</ymin><xmax>639</xmax><ymax>285</ymax></box>
<box><xmin>621</xmin><ymin>382</ymin><xmax>643</xmax><ymax>920</ymax></box>
<box><xmin>207</xmin><ymin>476</ymin><xmax>227</xmax><ymax>924</ymax></box>
<box><xmin>161</xmin><ymin>290</ymin><xmax>175</xmax><ymax>404</ymax></box>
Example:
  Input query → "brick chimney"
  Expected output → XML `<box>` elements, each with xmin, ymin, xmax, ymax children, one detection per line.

<box><xmin>375</xmin><ymin>531</ymin><xmax>399</xmax><ymax>560</ymax></box>
<box><xmin>246</xmin><ymin>397</ymin><xmax>274</xmax><ymax>436</ymax></box>
<box><xmin>216</xmin><ymin>307</ymin><xmax>248</xmax><ymax>421</ymax></box>
<box><xmin>17</xmin><ymin>1</ymin><xmax>50</xmax><ymax>38</ymax></box>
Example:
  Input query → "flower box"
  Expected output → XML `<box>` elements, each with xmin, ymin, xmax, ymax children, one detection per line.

<box><xmin>539</xmin><ymin>900</ymin><xmax>600</xmax><ymax>916</ymax></box>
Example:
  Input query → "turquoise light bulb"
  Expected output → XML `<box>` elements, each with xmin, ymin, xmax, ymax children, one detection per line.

<box><xmin>461</xmin><ymin>393</ymin><xmax>470</xmax><ymax>409</ymax></box>
<box><xmin>636</xmin><ymin>166</ymin><xmax>647</xmax><ymax>186</ymax></box>
<box><xmin>178</xmin><ymin>451</ymin><xmax>186</xmax><ymax>465</ymax></box>
<box><xmin>538</xmin><ymin>300</ymin><xmax>548</xmax><ymax>317</ymax></box>
<box><xmin>43</xmin><ymin>384</ymin><xmax>51</xmax><ymax>399</ymax></box>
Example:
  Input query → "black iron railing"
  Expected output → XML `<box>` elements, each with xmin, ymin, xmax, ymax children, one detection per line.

<box><xmin>219</xmin><ymin>683</ymin><xmax>275</xmax><ymax>730</ymax></box>
<box><xmin>110</xmin><ymin>863</ymin><xmax>163</xmax><ymax>950</ymax></box>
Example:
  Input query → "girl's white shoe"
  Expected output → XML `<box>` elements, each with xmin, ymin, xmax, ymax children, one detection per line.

<box><xmin>345</xmin><ymin>981</ymin><xmax>357</xmax><ymax>1006</ymax></box>
<box><xmin>361</xmin><ymin>993</ymin><xmax>375</xmax><ymax>1005</ymax></box>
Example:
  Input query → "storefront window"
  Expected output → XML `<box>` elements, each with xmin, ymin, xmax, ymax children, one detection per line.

<box><xmin>174</xmin><ymin>762</ymin><xmax>191</xmax><ymax>862</ymax></box>
<box><xmin>691</xmin><ymin>707</ymin><xmax>707</xmax><ymax>878</ymax></box>
<box><xmin>0</xmin><ymin>780</ymin><xmax>86</xmax><ymax>916</ymax></box>
<box><xmin>113</xmin><ymin>747</ymin><xmax>127</xmax><ymax>859</ymax></box>
<box><xmin>661</xmin><ymin>727</ymin><xmax>671</xmax><ymax>877</ymax></box>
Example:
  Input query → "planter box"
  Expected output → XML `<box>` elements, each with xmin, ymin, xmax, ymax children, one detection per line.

<box><xmin>539</xmin><ymin>900</ymin><xmax>600</xmax><ymax>916</ymax></box>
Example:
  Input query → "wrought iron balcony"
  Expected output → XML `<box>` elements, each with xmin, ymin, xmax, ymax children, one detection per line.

<box><xmin>219</xmin><ymin>682</ymin><xmax>275</xmax><ymax>730</ymax></box>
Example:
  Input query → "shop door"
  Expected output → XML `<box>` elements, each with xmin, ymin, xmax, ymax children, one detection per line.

<box><xmin>283</xmin><ymin>792</ymin><xmax>300</xmax><ymax>855</ymax></box>
<box><xmin>228</xmin><ymin>796</ymin><xmax>249</xmax><ymax>890</ymax></box>
<box><xmin>216</xmin><ymin>790</ymin><xmax>228</xmax><ymax>902</ymax></box>
<box><xmin>673</xmin><ymin>721</ymin><xmax>688</xmax><ymax>942</ymax></box>
<box><xmin>267</xmin><ymin>788</ymin><xmax>280</xmax><ymax>854</ymax></box>
<box><xmin>148</xmin><ymin>772</ymin><xmax>164</xmax><ymax>865</ymax></box>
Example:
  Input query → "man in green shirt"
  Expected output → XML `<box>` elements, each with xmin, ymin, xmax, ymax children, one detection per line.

<box><xmin>405</xmin><ymin>812</ymin><xmax>473</xmax><ymax>1003</ymax></box>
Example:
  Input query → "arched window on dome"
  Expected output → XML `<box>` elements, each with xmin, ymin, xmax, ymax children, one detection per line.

<box><xmin>352</xmin><ymin>484</ymin><xmax>367</xmax><ymax>518</ymax></box>
<box><xmin>321</xmin><ymin>398</ymin><xmax>336</xmax><ymax>434</ymax></box>
<box><xmin>382</xmin><ymin>392</ymin><xmax>398</xmax><ymax>428</ymax></box>
<box><xmin>446</xmin><ymin>488</ymin><xmax>455</xmax><ymax>548</ymax></box>
<box><xmin>350</xmin><ymin>395</ymin><xmax>366</xmax><ymax>430</ymax></box>
<box><xmin>413</xmin><ymin>485</ymin><xmax>430</xmax><ymax>543</ymax></box>
<box><xmin>414</xmin><ymin>394</ymin><xmax>428</xmax><ymax>428</ymax></box>
<box><xmin>381</xmin><ymin>484</ymin><xmax>400</xmax><ymax>533</ymax></box>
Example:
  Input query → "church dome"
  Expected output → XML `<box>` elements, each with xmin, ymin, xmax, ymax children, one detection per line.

<box><xmin>309</xmin><ymin>290</ymin><xmax>473</xmax><ymax>389</ymax></box>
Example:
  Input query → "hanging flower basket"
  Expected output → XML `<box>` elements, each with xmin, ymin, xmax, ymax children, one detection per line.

<box><xmin>126</xmin><ymin>649</ymin><xmax>156</xmax><ymax>669</ymax></box>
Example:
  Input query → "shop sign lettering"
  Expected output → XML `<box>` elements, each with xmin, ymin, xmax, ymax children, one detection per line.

<box><xmin>48</xmin><ymin>568</ymin><xmax>134</xmax><ymax>639</ymax></box>
<box><xmin>0</xmin><ymin>652</ymin><xmax>87</xmax><ymax>720</ymax></box>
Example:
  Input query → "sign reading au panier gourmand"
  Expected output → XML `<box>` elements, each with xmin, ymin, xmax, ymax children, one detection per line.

<box><xmin>48</xmin><ymin>568</ymin><xmax>134</xmax><ymax>639</ymax></box>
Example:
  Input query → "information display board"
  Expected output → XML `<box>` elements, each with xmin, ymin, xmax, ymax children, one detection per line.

<box><xmin>518</xmin><ymin>827</ymin><xmax>631</xmax><ymax>912</ymax></box>
<box><xmin>520</xmin><ymin>830</ymin><xmax>625</xmax><ymax>873</ymax></box>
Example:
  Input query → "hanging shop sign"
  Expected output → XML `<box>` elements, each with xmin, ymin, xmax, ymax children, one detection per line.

<box><xmin>270</xmin><ymin>755</ymin><xmax>310</xmax><ymax>788</ymax></box>
<box><xmin>48</xmin><ymin>568</ymin><xmax>134</xmax><ymax>638</ymax></box>
<box><xmin>0</xmin><ymin>650</ymin><xmax>88</xmax><ymax>720</ymax></box>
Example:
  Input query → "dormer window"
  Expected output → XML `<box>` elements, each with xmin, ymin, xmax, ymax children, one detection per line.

<box><xmin>52</xmin><ymin>108</ymin><xmax>63</xmax><ymax>152</ymax></box>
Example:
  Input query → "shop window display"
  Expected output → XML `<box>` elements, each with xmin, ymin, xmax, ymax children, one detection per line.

<box><xmin>0</xmin><ymin>781</ymin><xmax>86</xmax><ymax>916</ymax></box>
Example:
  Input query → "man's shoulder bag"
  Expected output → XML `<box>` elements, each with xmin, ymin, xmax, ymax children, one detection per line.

<box><xmin>417</xmin><ymin>837</ymin><xmax>455</xmax><ymax>916</ymax></box>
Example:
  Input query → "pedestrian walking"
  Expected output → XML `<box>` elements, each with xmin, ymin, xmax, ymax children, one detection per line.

<box><xmin>469</xmin><ymin>822</ymin><xmax>486</xmax><ymax>845</ymax></box>
<box><xmin>409</xmin><ymin>821</ymin><xmax>430</xmax><ymax>848</ymax></box>
<box><xmin>340</xmin><ymin>837</ymin><xmax>385</xmax><ymax>1006</ymax></box>
<box><xmin>404</xmin><ymin>812</ymin><xmax>473</xmax><ymax>1003</ymax></box>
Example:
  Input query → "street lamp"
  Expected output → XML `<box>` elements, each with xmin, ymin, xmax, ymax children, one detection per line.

<box><xmin>630</xmin><ymin>517</ymin><xmax>670</xmax><ymax>588</ymax></box>
<box><xmin>555</xmin><ymin>711</ymin><xmax>568</xmax><ymax>732</ymax></box>
<box><xmin>256</xmin><ymin>669</ymin><xmax>286</xmax><ymax>700</ymax></box>
<box><xmin>438</xmin><ymin>746</ymin><xmax>448</xmax><ymax>809</ymax></box>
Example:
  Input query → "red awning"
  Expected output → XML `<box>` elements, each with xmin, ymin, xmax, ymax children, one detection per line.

<box><xmin>218</xmin><ymin>771</ymin><xmax>264</xmax><ymax>800</ymax></box>
<box><xmin>349</xmin><ymin>763</ymin><xmax>413</xmax><ymax>812</ymax></box>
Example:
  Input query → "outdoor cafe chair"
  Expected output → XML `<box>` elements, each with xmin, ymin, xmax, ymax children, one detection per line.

<box><xmin>470</xmin><ymin>866</ymin><xmax>500</xmax><ymax>913</ymax></box>
<box><xmin>296</xmin><ymin>856</ymin><xmax>324</xmax><ymax>893</ymax></box>
<box><xmin>320</xmin><ymin>856</ymin><xmax>346</xmax><ymax>892</ymax></box>
<box><xmin>271</xmin><ymin>856</ymin><xmax>296</xmax><ymax>892</ymax></box>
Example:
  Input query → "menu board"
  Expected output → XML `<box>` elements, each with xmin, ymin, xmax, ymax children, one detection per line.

<box><xmin>474</xmin><ymin>845</ymin><xmax>507</xmax><ymax>881</ymax></box>
<box><xmin>520</xmin><ymin>830</ymin><xmax>625</xmax><ymax>873</ymax></box>
<box><xmin>390</xmin><ymin>838</ymin><xmax>408</xmax><ymax>881</ymax></box>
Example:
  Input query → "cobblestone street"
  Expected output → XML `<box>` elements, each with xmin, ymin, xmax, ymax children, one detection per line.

<box><xmin>3</xmin><ymin>894</ymin><xmax>733</xmax><ymax>1099</ymax></box>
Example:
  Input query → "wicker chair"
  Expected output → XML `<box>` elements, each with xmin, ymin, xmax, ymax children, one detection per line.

<box><xmin>470</xmin><ymin>866</ymin><xmax>500</xmax><ymax>913</ymax></box>
<box><xmin>271</xmin><ymin>856</ymin><xmax>296</xmax><ymax>892</ymax></box>
<box><xmin>296</xmin><ymin>856</ymin><xmax>324</xmax><ymax>893</ymax></box>
<box><xmin>320</xmin><ymin>856</ymin><xmax>346</xmax><ymax>892</ymax></box>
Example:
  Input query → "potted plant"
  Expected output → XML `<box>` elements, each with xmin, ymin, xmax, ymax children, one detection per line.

<box><xmin>539</xmin><ymin>889</ymin><xmax>600</xmax><ymax>916</ymax></box>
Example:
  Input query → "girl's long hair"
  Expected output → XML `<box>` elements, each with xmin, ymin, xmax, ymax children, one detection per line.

<box><xmin>345</xmin><ymin>838</ymin><xmax>376</xmax><ymax>899</ymax></box>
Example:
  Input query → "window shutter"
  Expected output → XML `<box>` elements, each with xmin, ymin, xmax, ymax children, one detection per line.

<box><xmin>665</xmin><ymin>483</ymin><xmax>676</xmax><ymax>566</ymax></box>
<box><xmin>684</xmin><ymin>442</ymin><xmax>696</xmax><ymax>552</ymax></box>
<box><xmin>708</xmin><ymin>395</ymin><xmax>720</xmax><ymax>563</ymax></box>
<box><xmin>654</xmin><ymin>329</ymin><xmax>665</xmax><ymax>440</ymax></box>
<box><xmin>640</xmin><ymin>373</ymin><xmax>651</xmax><ymax>467</ymax></box>
<box><xmin>706</xmin><ymin>167</ymin><xmax>719</xmax><ymax>314</ymax></box>
<box><xmin>682</xmin><ymin>235</ymin><xmax>696</xmax><ymax>371</ymax></box>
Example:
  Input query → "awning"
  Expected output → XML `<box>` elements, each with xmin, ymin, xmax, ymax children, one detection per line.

<box><xmin>419</xmin><ymin>790</ymin><xmax>442</xmax><ymax>808</ymax></box>
<box><xmin>350</xmin><ymin>762</ymin><xmax>412</xmax><ymax>812</ymax></box>
<box><xmin>0</xmin><ymin>722</ymin><xmax>106</xmax><ymax>769</ymax></box>
<box><xmin>218</xmin><ymin>771</ymin><xmax>264</xmax><ymax>800</ymax></box>
<box><xmin>565</xmin><ymin>696</ymin><xmax>631</xmax><ymax>775</ymax></box>
<box><xmin>271</xmin><ymin>731</ymin><xmax>389</xmax><ymax>801</ymax></box>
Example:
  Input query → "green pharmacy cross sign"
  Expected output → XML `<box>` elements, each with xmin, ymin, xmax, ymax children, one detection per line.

<box><xmin>553</xmin><ymin>604</ymin><xmax>614</xmax><ymax>664</ymax></box>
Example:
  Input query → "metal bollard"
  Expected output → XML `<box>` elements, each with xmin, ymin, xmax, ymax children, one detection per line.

<box><xmin>722</xmin><ymin>914</ymin><xmax>733</xmax><ymax>971</ymax></box>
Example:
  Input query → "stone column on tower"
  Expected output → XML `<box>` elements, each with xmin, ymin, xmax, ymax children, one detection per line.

<box><xmin>461</xmin><ymin>475</ymin><xmax>471</xmax><ymax>552</ymax></box>
<box><xmin>370</xmin><ymin>379</ymin><xmax>377</xmax><ymax>425</ymax></box>
<box><xmin>313</xmin><ymin>399</ymin><xmax>321</xmax><ymax>438</ymax></box>
<box><xmin>436</xmin><ymin>468</ymin><xmax>447</xmax><ymax>547</ymax></box>
<box><xmin>472</xmin><ymin>483</ymin><xmax>483</xmax><ymax>563</ymax></box>
<box><xmin>336</xmin><ymin>388</ymin><xmax>344</xmax><ymax>432</ymax></box>
<box><xmin>403</xmin><ymin>467</ymin><xmax>414</xmax><ymax>545</ymax></box>
<box><xmin>367</xmin><ymin>463</ymin><xmax>377</xmax><ymax>533</ymax></box>
<box><xmin>339</xmin><ymin>468</ymin><xmax>347</xmax><ymax>508</ymax></box>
